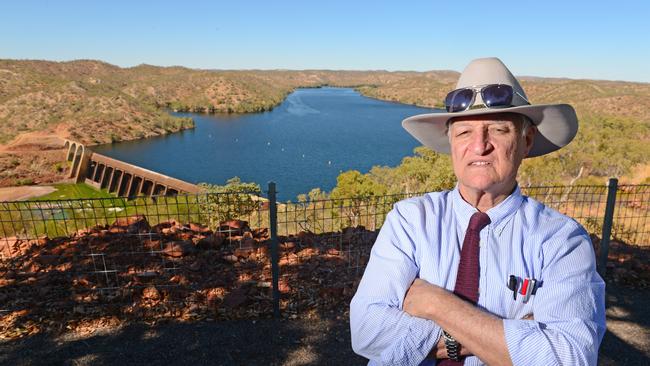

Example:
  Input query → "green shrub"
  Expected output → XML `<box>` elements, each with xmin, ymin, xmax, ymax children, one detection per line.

<box><xmin>15</xmin><ymin>178</ymin><xmax>34</xmax><ymax>186</ymax></box>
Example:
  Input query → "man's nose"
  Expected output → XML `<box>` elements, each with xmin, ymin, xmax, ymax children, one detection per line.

<box><xmin>470</xmin><ymin>129</ymin><xmax>492</xmax><ymax>155</ymax></box>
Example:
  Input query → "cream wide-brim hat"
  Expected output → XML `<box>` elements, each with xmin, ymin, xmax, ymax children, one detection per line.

<box><xmin>402</xmin><ymin>57</ymin><xmax>578</xmax><ymax>158</ymax></box>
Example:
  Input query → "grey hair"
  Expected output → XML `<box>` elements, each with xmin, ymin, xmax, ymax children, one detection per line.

<box><xmin>520</xmin><ymin>115</ymin><xmax>534</xmax><ymax>138</ymax></box>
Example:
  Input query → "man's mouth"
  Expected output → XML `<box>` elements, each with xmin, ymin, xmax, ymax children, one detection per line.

<box><xmin>469</xmin><ymin>161</ymin><xmax>491</xmax><ymax>166</ymax></box>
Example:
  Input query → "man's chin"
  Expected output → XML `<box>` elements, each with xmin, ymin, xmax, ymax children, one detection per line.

<box><xmin>459</xmin><ymin>179</ymin><xmax>514</xmax><ymax>197</ymax></box>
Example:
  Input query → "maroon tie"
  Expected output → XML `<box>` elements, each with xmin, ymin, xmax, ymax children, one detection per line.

<box><xmin>439</xmin><ymin>211</ymin><xmax>491</xmax><ymax>365</ymax></box>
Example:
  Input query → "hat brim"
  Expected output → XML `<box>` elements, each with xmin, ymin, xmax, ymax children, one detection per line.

<box><xmin>401</xmin><ymin>104</ymin><xmax>578</xmax><ymax>158</ymax></box>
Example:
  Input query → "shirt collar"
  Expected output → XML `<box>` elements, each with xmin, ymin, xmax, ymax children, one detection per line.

<box><xmin>451</xmin><ymin>184</ymin><xmax>524</xmax><ymax>235</ymax></box>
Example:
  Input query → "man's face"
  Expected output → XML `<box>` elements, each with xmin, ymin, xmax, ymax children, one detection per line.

<box><xmin>448</xmin><ymin>113</ymin><xmax>535</xmax><ymax>198</ymax></box>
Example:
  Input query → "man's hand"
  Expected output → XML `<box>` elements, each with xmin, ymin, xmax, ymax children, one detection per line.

<box><xmin>404</xmin><ymin>279</ymin><xmax>474</xmax><ymax>359</ymax></box>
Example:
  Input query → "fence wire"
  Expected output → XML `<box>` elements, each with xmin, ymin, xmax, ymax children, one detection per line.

<box><xmin>0</xmin><ymin>192</ymin><xmax>273</xmax><ymax>335</ymax></box>
<box><xmin>1</xmin><ymin>183</ymin><xmax>649</xmax><ymax>328</ymax></box>
<box><xmin>613</xmin><ymin>185</ymin><xmax>650</xmax><ymax>246</ymax></box>
<box><xmin>275</xmin><ymin>193</ymin><xmax>421</xmax><ymax>318</ymax></box>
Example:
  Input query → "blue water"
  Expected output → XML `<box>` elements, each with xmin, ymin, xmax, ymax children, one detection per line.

<box><xmin>93</xmin><ymin>87</ymin><xmax>436</xmax><ymax>201</ymax></box>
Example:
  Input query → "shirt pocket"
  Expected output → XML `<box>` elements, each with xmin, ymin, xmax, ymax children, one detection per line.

<box><xmin>495</xmin><ymin>282</ymin><xmax>536</xmax><ymax>320</ymax></box>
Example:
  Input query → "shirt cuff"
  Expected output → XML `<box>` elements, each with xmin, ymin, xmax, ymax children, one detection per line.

<box><xmin>380</xmin><ymin>316</ymin><xmax>441</xmax><ymax>365</ymax></box>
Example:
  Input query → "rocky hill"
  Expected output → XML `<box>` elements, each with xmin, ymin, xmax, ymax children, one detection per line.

<box><xmin>0</xmin><ymin>59</ymin><xmax>649</xmax><ymax>187</ymax></box>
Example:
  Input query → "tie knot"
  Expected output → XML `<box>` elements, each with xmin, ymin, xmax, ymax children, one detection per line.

<box><xmin>468</xmin><ymin>212</ymin><xmax>491</xmax><ymax>231</ymax></box>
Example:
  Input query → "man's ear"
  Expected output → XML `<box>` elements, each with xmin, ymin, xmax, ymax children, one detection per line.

<box><xmin>524</xmin><ymin>125</ymin><xmax>536</xmax><ymax>157</ymax></box>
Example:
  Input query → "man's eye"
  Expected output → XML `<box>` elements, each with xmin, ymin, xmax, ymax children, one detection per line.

<box><xmin>456</xmin><ymin>130</ymin><xmax>469</xmax><ymax>137</ymax></box>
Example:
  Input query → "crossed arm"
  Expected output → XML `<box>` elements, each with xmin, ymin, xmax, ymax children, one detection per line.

<box><xmin>350</xmin><ymin>206</ymin><xmax>606</xmax><ymax>365</ymax></box>
<box><xmin>403</xmin><ymin>279</ymin><xmax>512</xmax><ymax>365</ymax></box>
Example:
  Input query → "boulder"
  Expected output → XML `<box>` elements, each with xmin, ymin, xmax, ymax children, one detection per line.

<box><xmin>218</xmin><ymin>220</ymin><xmax>250</xmax><ymax>236</ymax></box>
<box><xmin>241</xmin><ymin>231</ymin><xmax>255</xmax><ymax>249</ymax></box>
<box><xmin>111</xmin><ymin>215</ymin><xmax>151</xmax><ymax>234</ymax></box>
<box><xmin>0</xmin><ymin>237</ymin><xmax>19</xmax><ymax>258</ymax></box>
<box><xmin>162</xmin><ymin>241</ymin><xmax>195</xmax><ymax>258</ymax></box>
<box><xmin>196</xmin><ymin>233</ymin><xmax>225</xmax><ymax>250</ymax></box>
<box><xmin>189</xmin><ymin>222</ymin><xmax>211</xmax><ymax>234</ymax></box>
<box><xmin>142</xmin><ymin>286</ymin><xmax>161</xmax><ymax>301</ymax></box>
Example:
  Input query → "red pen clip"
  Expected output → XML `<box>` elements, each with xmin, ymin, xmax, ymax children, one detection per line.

<box><xmin>520</xmin><ymin>278</ymin><xmax>536</xmax><ymax>303</ymax></box>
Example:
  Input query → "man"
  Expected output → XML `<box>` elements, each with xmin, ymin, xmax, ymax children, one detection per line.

<box><xmin>350</xmin><ymin>57</ymin><xmax>606</xmax><ymax>365</ymax></box>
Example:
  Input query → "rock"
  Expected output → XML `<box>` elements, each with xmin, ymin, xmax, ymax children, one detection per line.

<box><xmin>73</xmin><ymin>305</ymin><xmax>87</xmax><ymax>314</ymax></box>
<box><xmin>278</xmin><ymin>278</ymin><xmax>291</xmax><ymax>294</ymax></box>
<box><xmin>221</xmin><ymin>288</ymin><xmax>248</xmax><ymax>309</ymax></box>
<box><xmin>189</xmin><ymin>260</ymin><xmax>202</xmax><ymax>271</ymax></box>
<box><xmin>20</xmin><ymin>260</ymin><xmax>40</xmax><ymax>273</ymax></box>
<box><xmin>205</xmin><ymin>287</ymin><xmax>226</xmax><ymax>304</ymax></box>
<box><xmin>326</xmin><ymin>248</ymin><xmax>340</xmax><ymax>256</ymax></box>
<box><xmin>218</xmin><ymin>220</ymin><xmax>250</xmax><ymax>236</ymax></box>
<box><xmin>0</xmin><ymin>237</ymin><xmax>20</xmax><ymax>258</ymax></box>
<box><xmin>196</xmin><ymin>233</ymin><xmax>224</xmax><ymax>250</ymax></box>
<box><xmin>0</xmin><ymin>278</ymin><xmax>16</xmax><ymax>286</ymax></box>
<box><xmin>241</xmin><ymin>231</ymin><xmax>255</xmax><ymax>249</ymax></box>
<box><xmin>135</xmin><ymin>271</ymin><xmax>158</xmax><ymax>279</ymax></box>
<box><xmin>280</xmin><ymin>241</ymin><xmax>296</xmax><ymax>251</ymax></box>
<box><xmin>28</xmin><ymin>236</ymin><xmax>49</xmax><ymax>247</ymax></box>
<box><xmin>177</xmin><ymin>232</ymin><xmax>194</xmax><ymax>241</ymax></box>
<box><xmin>189</xmin><ymin>223</ymin><xmax>211</xmax><ymax>234</ymax></box>
<box><xmin>297</xmin><ymin>247</ymin><xmax>319</xmax><ymax>258</ymax></box>
<box><xmin>223</xmin><ymin>254</ymin><xmax>239</xmax><ymax>263</ymax></box>
<box><xmin>297</xmin><ymin>231</ymin><xmax>316</xmax><ymax>245</ymax></box>
<box><xmin>142</xmin><ymin>286</ymin><xmax>161</xmax><ymax>300</ymax></box>
<box><xmin>142</xmin><ymin>239</ymin><xmax>162</xmax><ymax>250</ymax></box>
<box><xmin>152</xmin><ymin>220</ymin><xmax>174</xmax><ymax>233</ymax></box>
<box><xmin>253</xmin><ymin>227</ymin><xmax>269</xmax><ymax>239</ymax></box>
<box><xmin>234</xmin><ymin>247</ymin><xmax>255</xmax><ymax>259</ymax></box>
<box><xmin>617</xmin><ymin>253</ymin><xmax>633</xmax><ymax>263</ymax></box>
<box><xmin>279</xmin><ymin>253</ymin><xmax>299</xmax><ymax>266</ymax></box>
<box><xmin>35</xmin><ymin>254</ymin><xmax>60</xmax><ymax>267</ymax></box>
<box><xmin>74</xmin><ymin>228</ymin><xmax>92</xmax><ymax>237</ymax></box>
<box><xmin>170</xmin><ymin>274</ymin><xmax>190</xmax><ymax>286</ymax></box>
<box><xmin>162</xmin><ymin>241</ymin><xmax>195</xmax><ymax>258</ymax></box>
<box><xmin>111</xmin><ymin>215</ymin><xmax>151</xmax><ymax>234</ymax></box>
<box><xmin>257</xmin><ymin>245</ymin><xmax>269</xmax><ymax>259</ymax></box>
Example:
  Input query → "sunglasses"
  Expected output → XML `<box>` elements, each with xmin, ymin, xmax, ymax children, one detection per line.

<box><xmin>444</xmin><ymin>84</ymin><xmax>530</xmax><ymax>113</ymax></box>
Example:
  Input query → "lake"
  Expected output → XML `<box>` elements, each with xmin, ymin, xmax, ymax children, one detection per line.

<box><xmin>93</xmin><ymin>87</ymin><xmax>435</xmax><ymax>201</ymax></box>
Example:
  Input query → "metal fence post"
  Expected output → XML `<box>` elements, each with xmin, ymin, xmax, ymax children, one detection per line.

<box><xmin>598</xmin><ymin>178</ymin><xmax>618</xmax><ymax>276</ymax></box>
<box><xmin>267</xmin><ymin>182</ymin><xmax>280</xmax><ymax>318</ymax></box>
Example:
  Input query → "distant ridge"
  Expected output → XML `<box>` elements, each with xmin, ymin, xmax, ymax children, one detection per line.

<box><xmin>1</xmin><ymin>58</ymin><xmax>649</xmax><ymax>187</ymax></box>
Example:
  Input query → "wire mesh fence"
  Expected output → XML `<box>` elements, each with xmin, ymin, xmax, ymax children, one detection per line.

<box><xmin>521</xmin><ymin>185</ymin><xmax>610</xmax><ymax>236</ymax></box>
<box><xmin>1</xmin><ymin>181</ymin><xmax>649</xmax><ymax>329</ymax></box>
<box><xmin>613</xmin><ymin>185</ymin><xmax>650</xmax><ymax>246</ymax></box>
<box><xmin>0</xmin><ymin>191</ymin><xmax>274</xmax><ymax>336</ymax></box>
<box><xmin>274</xmin><ymin>193</ymin><xmax>421</xmax><ymax>318</ymax></box>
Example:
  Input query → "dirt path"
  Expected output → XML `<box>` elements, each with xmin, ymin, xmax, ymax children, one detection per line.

<box><xmin>0</xmin><ymin>281</ymin><xmax>647</xmax><ymax>366</ymax></box>
<box><xmin>0</xmin><ymin>186</ymin><xmax>56</xmax><ymax>202</ymax></box>
<box><xmin>0</xmin><ymin>122</ymin><xmax>70</xmax><ymax>153</ymax></box>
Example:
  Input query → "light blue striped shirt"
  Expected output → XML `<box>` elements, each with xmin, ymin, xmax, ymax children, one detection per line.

<box><xmin>350</xmin><ymin>185</ymin><xmax>606</xmax><ymax>365</ymax></box>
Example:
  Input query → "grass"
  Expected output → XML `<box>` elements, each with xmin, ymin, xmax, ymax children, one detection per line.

<box><xmin>0</xmin><ymin>191</ymin><xmax>266</xmax><ymax>240</ymax></box>
<box><xmin>34</xmin><ymin>183</ymin><xmax>114</xmax><ymax>201</ymax></box>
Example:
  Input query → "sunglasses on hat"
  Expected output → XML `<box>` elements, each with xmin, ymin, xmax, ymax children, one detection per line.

<box><xmin>445</xmin><ymin>84</ymin><xmax>530</xmax><ymax>113</ymax></box>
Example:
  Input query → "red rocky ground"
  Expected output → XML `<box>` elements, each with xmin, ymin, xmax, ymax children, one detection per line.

<box><xmin>0</xmin><ymin>215</ymin><xmax>374</xmax><ymax>340</ymax></box>
<box><xmin>1</xmin><ymin>216</ymin><xmax>648</xmax><ymax>341</ymax></box>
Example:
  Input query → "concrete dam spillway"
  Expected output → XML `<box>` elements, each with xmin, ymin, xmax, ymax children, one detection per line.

<box><xmin>64</xmin><ymin>139</ymin><xmax>200</xmax><ymax>198</ymax></box>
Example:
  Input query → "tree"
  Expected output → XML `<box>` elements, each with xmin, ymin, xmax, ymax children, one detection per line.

<box><xmin>330</xmin><ymin>170</ymin><xmax>388</xmax><ymax>228</ymax></box>
<box><xmin>197</xmin><ymin>177</ymin><xmax>262</xmax><ymax>229</ymax></box>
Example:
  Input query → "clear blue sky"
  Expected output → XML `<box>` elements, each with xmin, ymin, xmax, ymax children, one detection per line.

<box><xmin>2</xmin><ymin>0</ymin><xmax>649</xmax><ymax>82</ymax></box>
